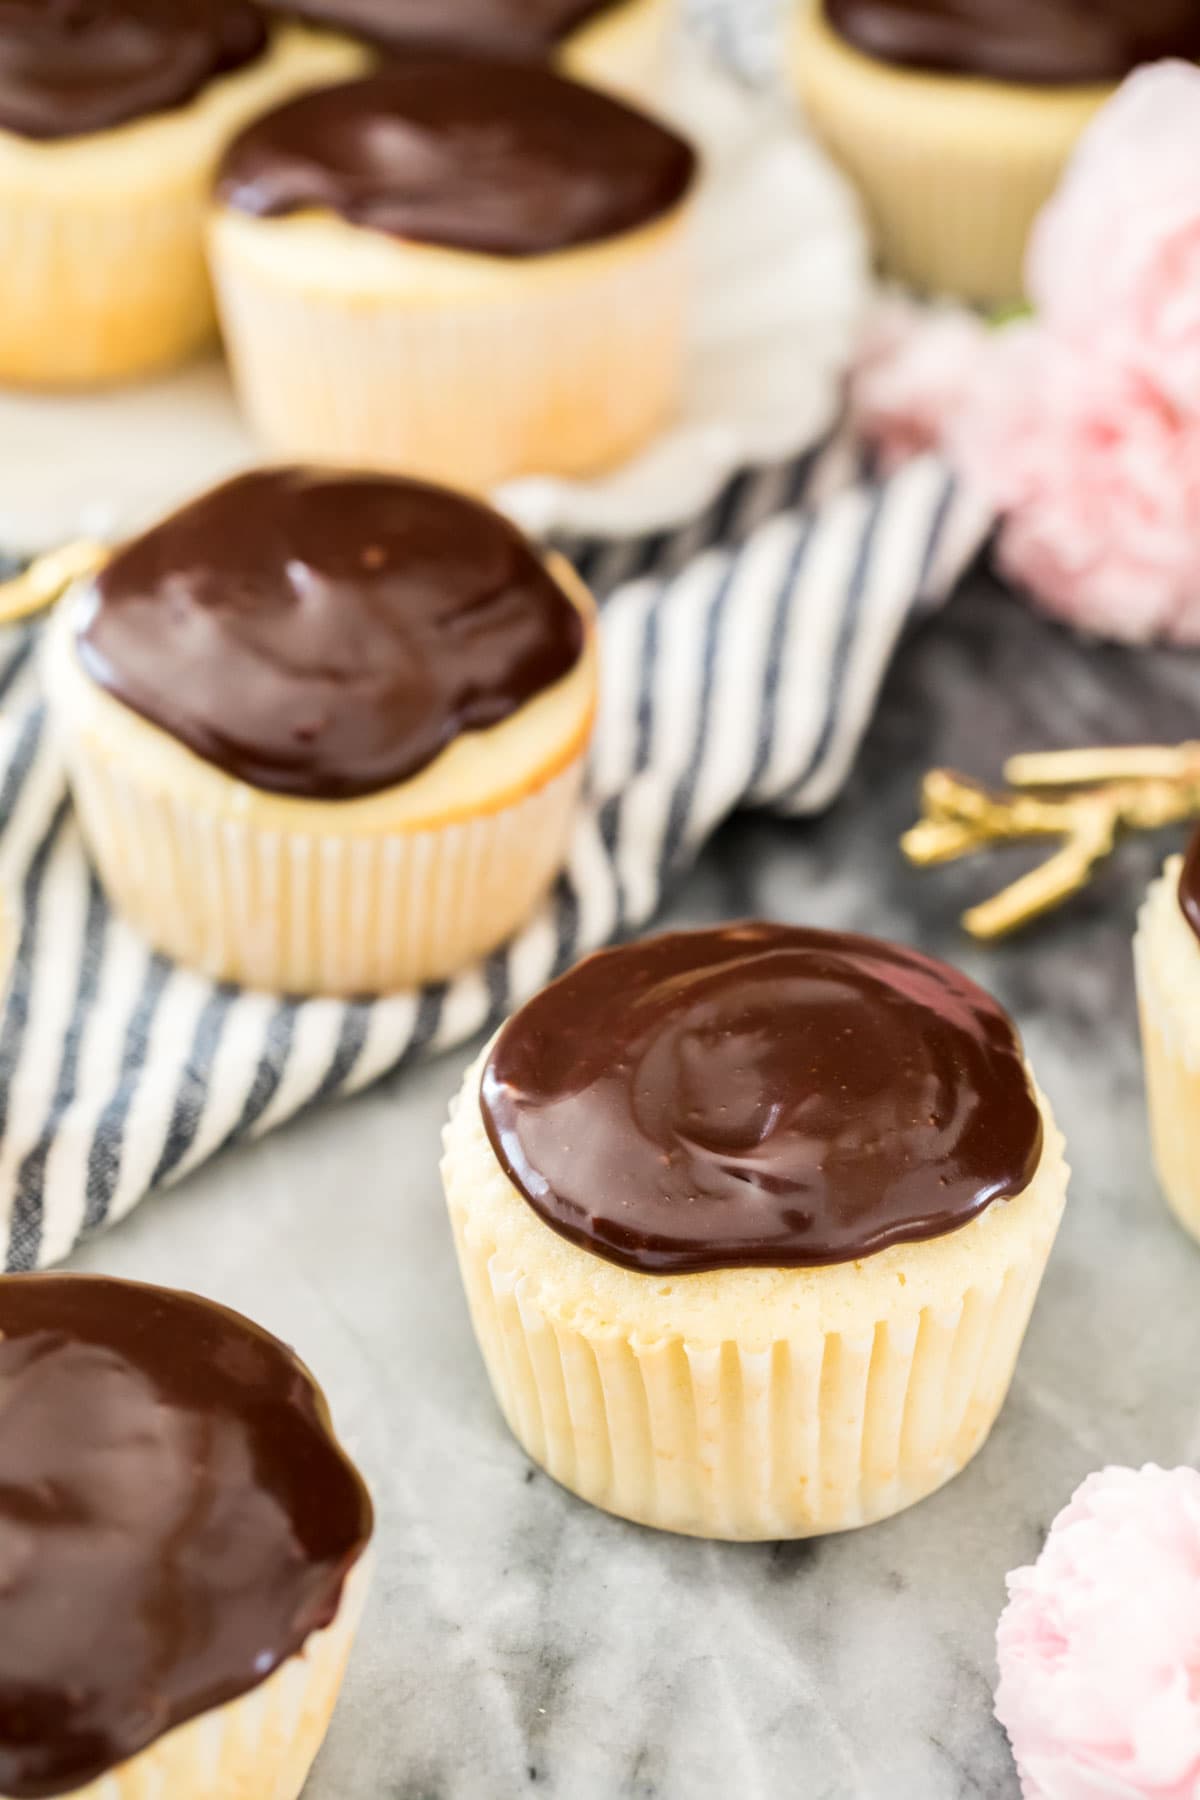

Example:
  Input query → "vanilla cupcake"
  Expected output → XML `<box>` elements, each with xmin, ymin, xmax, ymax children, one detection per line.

<box><xmin>43</xmin><ymin>468</ymin><xmax>597</xmax><ymax>995</ymax></box>
<box><xmin>266</xmin><ymin>0</ymin><xmax>676</xmax><ymax>103</ymax></box>
<box><xmin>443</xmin><ymin>924</ymin><xmax>1068</xmax><ymax>1541</ymax></box>
<box><xmin>792</xmin><ymin>0</ymin><xmax>1200</xmax><ymax>304</ymax></box>
<box><xmin>1134</xmin><ymin>834</ymin><xmax>1200</xmax><ymax>1244</ymax></box>
<box><xmin>0</xmin><ymin>1274</ymin><xmax>372</xmax><ymax>1800</ymax></box>
<box><xmin>0</xmin><ymin>0</ymin><xmax>365</xmax><ymax>388</ymax></box>
<box><xmin>210</xmin><ymin>59</ymin><xmax>698</xmax><ymax>489</ymax></box>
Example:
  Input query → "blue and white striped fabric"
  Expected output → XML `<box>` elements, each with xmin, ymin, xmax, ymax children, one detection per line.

<box><xmin>0</xmin><ymin>442</ymin><xmax>987</xmax><ymax>1271</ymax></box>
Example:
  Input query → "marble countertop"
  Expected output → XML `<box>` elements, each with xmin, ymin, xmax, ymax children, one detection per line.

<box><xmin>70</xmin><ymin>569</ymin><xmax>1200</xmax><ymax>1799</ymax></box>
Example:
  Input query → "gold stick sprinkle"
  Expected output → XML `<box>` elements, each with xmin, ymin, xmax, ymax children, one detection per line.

<box><xmin>902</xmin><ymin>753</ymin><xmax>1200</xmax><ymax>939</ymax></box>
<box><xmin>0</xmin><ymin>540</ymin><xmax>109</xmax><ymax>628</ymax></box>
<box><xmin>1006</xmin><ymin>744</ymin><xmax>1200</xmax><ymax>788</ymax></box>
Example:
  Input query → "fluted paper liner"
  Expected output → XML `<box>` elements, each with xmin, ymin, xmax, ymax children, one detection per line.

<box><xmin>0</xmin><ymin>173</ymin><xmax>218</xmax><ymax>388</ymax></box>
<box><xmin>442</xmin><ymin>1051</ymin><xmax>1068</xmax><ymax>1540</ymax></box>
<box><xmin>791</xmin><ymin>2</ymin><xmax>1109</xmax><ymax>305</ymax></box>
<box><xmin>1135</xmin><ymin>858</ymin><xmax>1200</xmax><ymax>1245</ymax></box>
<box><xmin>210</xmin><ymin>206</ymin><xmax>691</xmax><ymax>491</ymax></box>
<box><xmin>0</xmin><ymin>1554</ymin><xmax>370</xmax><ymax>1800</ymax></box>
<box><xmin>60</xmin><ymin>743</ymin><xmax>584</xmax><ymax>996</ymax></box>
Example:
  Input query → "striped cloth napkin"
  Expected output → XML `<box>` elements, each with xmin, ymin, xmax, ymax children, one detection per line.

<box><xmin>0</xmin><ymin>441</ymin><xmax>987</xmax><ymax>1271</ymax></box>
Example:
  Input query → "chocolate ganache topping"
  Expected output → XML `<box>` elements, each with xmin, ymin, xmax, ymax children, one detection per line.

<box><xmin>824</xmin><ymin>0</ymin><xmax>1200</xmax><ymax>87</ymax></box>
<box><xmin>0</xmin><ymin>0</ymin><xmax>267</xmax><ymax>142</ymax></box>
<box><xmin>481</xmin><ymin>924</ymin><xmax>1044</xmax><ymax>1274</ymax></box>
<box><xmin>216</xmin><ymin>59</ymin><xmax>698</xmax><ymax>257</ymax></box>
<box><xmin>76</xmin><ymin>468</ymin><xmax>586</xmax><ymax>801</ymax></box>
<box><xmin>0</xmin><ymin>1275</ymin><xmax>371</xmax><ymax>1799</ymax></box>
<box><xmin>269</xmin><ymin>0</ymin><xmax>621</xmax><ymax>56</ymax></box>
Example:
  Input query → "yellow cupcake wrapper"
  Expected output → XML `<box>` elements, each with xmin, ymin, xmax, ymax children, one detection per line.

<box><xmin>0</xmin><ymin>29</ymin><xmax>362</xmax><ymax>387</ymax></box>
<box><xmin>210</xmin><ymin>205</ymin><xmax>691</xmax><ymax>491</ymax></box>
<box><xmin>59</xmin><ymin>739</ymin><xmax>585</xmax><ymax>995</ymax></box>
<box><xmin>0</xmin><ymin>176</ymin><xmax>220</xmax><ymax>387</ymax></box>
<box><xmin>1135</xmin><ymin>859</ymin><xmax>1200</xmax><ymax>1245</ymax></box>
<box><xmin>443</xmin><ymin>1073</ymin><xmax>1068</xmax><ymax>1541</ymax></box>
<box><xmin>0</xmin><ymin>1553</ymin><xmax>370</xmax><ymax>1800</ymax></box>
<box><xmin>790</xmin><ymin>2</ymin><xmax>1110</xmax><ymax>304</ymax></box>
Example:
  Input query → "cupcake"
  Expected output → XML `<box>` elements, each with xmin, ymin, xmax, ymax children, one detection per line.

<box><xmin>1135</xmin><ymin>834</ymin><xmax>1200</xmax><ymax>1244</ymax></box>
<box><xmin>791</xmin><ymin>0</ymin><xmax>1200</xmax><ymax>304</ymax></box>
<box><xmin>210</xmin><ymin>58</ymin><xmax>698</xmax><ymax>489</ymax></box>
<box><xmin>442</xmin><ymin>923</ymin><xmax>1069</xmax><ymax>1541</ymax></box>
<box><xmin>265</xmin><ymin>0</ymin><xmax>676</xmax><ymax>103</ymax></box>
<box><xmin>0</xmin><ymin>1273</ymin><xmax>372</xmax><ymax>1800</ymax></box>
<box><xmin>42</xmin><ymin>467</ymin><xmax>598</xmax><ymax>996</ymax></box>
<box><xmin>0</xmin><ymin>0</ymin><xmax>365</xmax><ymax>388</ymax></box>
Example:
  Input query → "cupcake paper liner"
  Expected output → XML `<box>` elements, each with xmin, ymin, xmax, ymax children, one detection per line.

<box><xmin>0</xmin><ymin>1554</ymin><xmax>371</xmax><ymax>1800</ymax></box>
<box><xmin>791</xmin><ymin>2</ymin><xmax>1108</xmax><ymax>304</ymax></box>
<box><xmin>1135</xmin><ymin>859</ymin><xmax>1200</xmax><ymax>1245</ymax></box>
<box><xmin>59</xmin><ymin>740</ymin><xmax>586</xmax><ymax>996</ymax></box>
<box><xmin>210</xmin><ymin>209</ymin><xmax>690</xmax><ymax>491</ymax></box>
<box><xmin>442</xmin><ymin>1067</ymin><xmax>1068</xmax><ymax>1541</ymax></box>
<box><xmin>0</xmin><ymin>165</ymin><xmax>219</xmax><ymax>388</ymax></box>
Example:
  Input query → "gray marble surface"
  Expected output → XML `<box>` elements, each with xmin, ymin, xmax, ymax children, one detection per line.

<box><xmin>69</xmin><ymin>569</ymin><xmax>1200</xmax><ymax>1799</ymax></box>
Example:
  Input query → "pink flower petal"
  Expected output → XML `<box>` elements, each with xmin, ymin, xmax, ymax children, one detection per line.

<box><xmin>997</xmin><ymin>1468</ymin><xmax>1200</xmax><ymax>1799</ymax></box>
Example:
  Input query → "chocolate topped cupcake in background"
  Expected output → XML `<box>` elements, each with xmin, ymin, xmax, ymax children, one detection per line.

<box><xmin>43</xmin><ymin>466</ymin><xmax>598</xmax><ymax>995</ymax></box>
<box><xmin>823</xmin><ymin>0</ymin><xmax>1200</xmax><ymax>86</ymax></box>
<box><xmin>266</xmin><ymin>0</ymin><xmax>676</xmax><ymax>101</ymax></box>
<box><xmin>790</xmin><ymin>0</ymin><xmax>1199</xmax><ymax>303</ymax></box>
<box><xmin>0</xmin><ymin>0</ymin><xmax>268</xmax><ymax>140</ymax></box>
<box><xmin>443</xmin><ymin>923</ymin><xmax>1069</xmax><ymax>1540</ymax></box>
<box><xmin>0</xmin><ymin>1274</ymin><xmax>372</xmax><ymax>1800</ymax></box>
<box><xmin>0</xmin><ymin>0</ymin><xmax>364</xmax><ymax>387</ymax></box>
<box><xmin>209</xmin><ymin>59</ymin><xmax>698</xmax><ymax>490</ymax></box>
<box><xmin>1135</xmin><ymin>831</ymin><xmax>1200</xmax><ymax>1246</ymax></box>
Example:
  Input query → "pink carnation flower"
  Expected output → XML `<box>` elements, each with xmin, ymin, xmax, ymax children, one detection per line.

<box><xmin>954</xmin><ymin>326</ymin><xmax>1200</xmax><ymax>643</ymax></box>
<box><xmin>847</xmin><ymin>62</ymin><xmax>1200</xmax><ymax>642</ymax></box>
<box><xmin>849</xmin><ymin>295</ymin><xmax>989</xmax><ymax>472</ymax></box>
<box><xmin>996</xmin><ymin>1466</ymin><xmax>1200</xmax><ymax>1800</ymax></box>
<box><xmin>1027</xmin><ymin>62</ymin><xmax>1200</xmax><ymax>413</ymax></box>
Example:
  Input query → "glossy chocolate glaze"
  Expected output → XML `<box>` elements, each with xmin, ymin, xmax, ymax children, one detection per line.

<box><xmin>216</xmin><ymin>59</ymin><xmax>697</xmax><ymax>257</ymax></box>
<box><xmin>481</xmin><ymin>923</ymin><xmax>1044</xmax><ymax>1274</ymax></box>
<box><xmin>824</xmin><ymin>0</ymin><xmax>1200</xmax><ymax>86</ymax></box>
<box><xmin>269</xmin><ymin>0</ymin><xmax>620</xmax><ymax>56</ymax></box>
<box><xmin>1178</xmin><ymin>829</ymin><xmax>1200</xmax><ymax>946</ymax></box>
<box><xmin>0</xmin><ymin>0</ymin><xmax>267</xmax><ymax>142</ymax></box>
<box><xmin>76</xmin><ymin>468</ymin><xmax>586</xmax><ymax>801</ymax></box>
<box><xmin>0</xmin><ymin>1274</ymin><xmax>371</xmax><ymax>1799</ymax></box>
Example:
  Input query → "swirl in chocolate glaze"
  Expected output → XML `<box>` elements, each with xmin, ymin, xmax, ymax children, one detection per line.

<box><xmin>269</xmin><ymin>0</ymin><xmax>620</xmax><ymax>56</ymax></box>
<box><xmin>0</xmin><ymin>1275</ymin><xmax>371</xmax><ymax>1799</ymax></box>
<box><xmin>216</xmin><ymin>60</ymin><xmax>697</xmax><ymax>258</ymax></box>
<box><xmin>0</xmin><ymin>0</ymin><xmax>267</xmax><ymax>142</ymax></box>
<box><xmin>1177</xmin><ymin>828</ymin><xmax>1200</xmax><ymax>946</ymax></box>
<box><xmin>825</xmin><ymin>0</ymin><xmax>1200</xmax><ymax>87</ymax></box>
<box><xmin>481</xmin><ymin>923</ymin><xmax>1044</xmax><ymax>1274</ymax></box>
<box><xmin>76</xmin><ymin>468</ymin><xmax>586</xmax><ymax>801</ymax></box>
